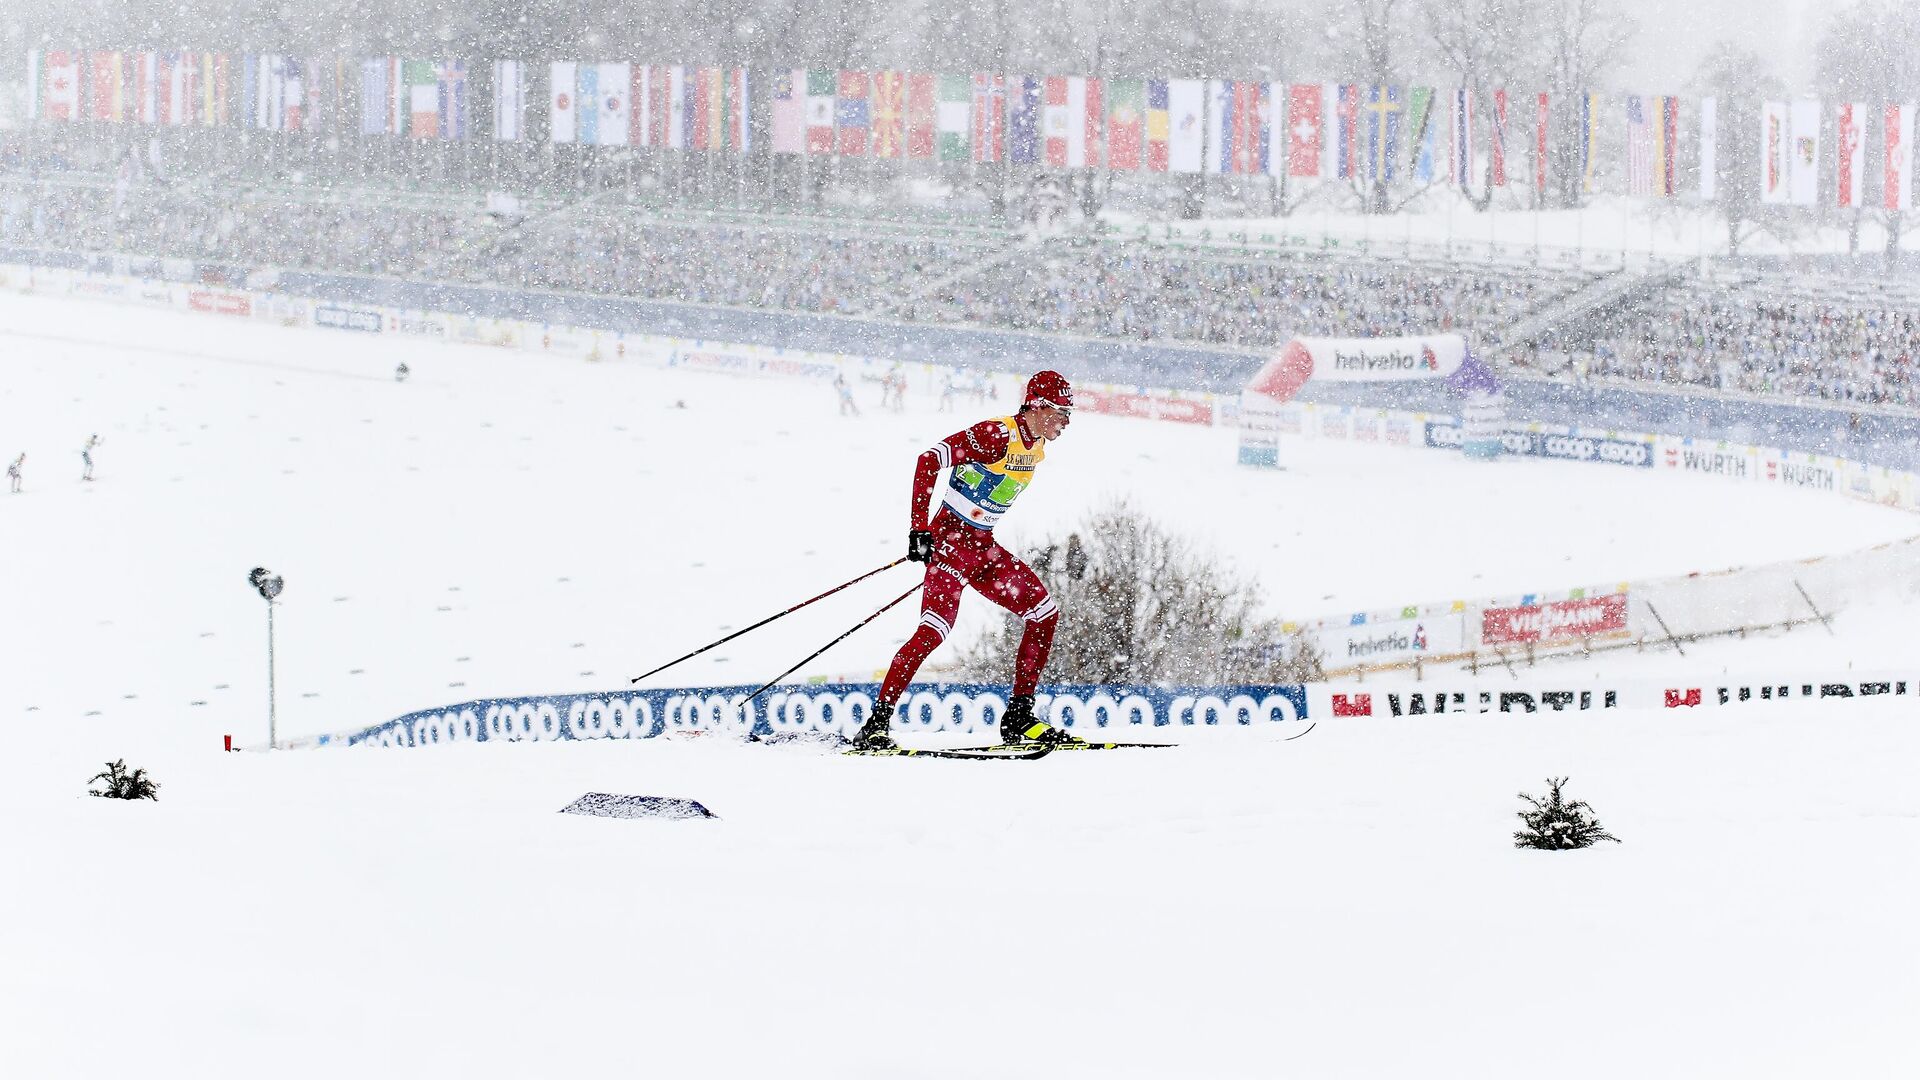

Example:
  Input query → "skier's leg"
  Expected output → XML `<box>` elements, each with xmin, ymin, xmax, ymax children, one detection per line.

<box><xmin>974</xmin><ymin>549</ymin><xmax>1069</xmax><ymax>743</ymax></box>
<box><xmin>876</xmin><ymin>564</ymin><xmax>964</xmax><ymax>706</ymax></box>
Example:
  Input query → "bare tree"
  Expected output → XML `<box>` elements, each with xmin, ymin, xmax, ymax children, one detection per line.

<box><xmin>1424</xmin><ymin>0</ymin><xmax>1547</xmax><ymax>211</ymax></box>
<box><xmin>1813</xmin><ymin>1</ymin><xmax>1920</xmax><ymax>260</ymax></box>
<box><xmin>1538</xmin><ymin>0</ymin><xmax>1633</xmax><ymax>209</ymax></box>
<box><xmin>1693</xmin><ymin>42</ymin><xmax>1787</xmax><ymax>257</ymax></box>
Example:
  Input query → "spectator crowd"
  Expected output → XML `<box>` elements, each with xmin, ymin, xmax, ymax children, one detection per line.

<box><xmin>4</xmin><ymin>175</ymin><xmax>1916</xmax><ymax>412</ymax></box>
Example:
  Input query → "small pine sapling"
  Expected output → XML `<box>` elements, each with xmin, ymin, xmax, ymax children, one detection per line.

<box><xmin>88</xmin><ymin>759</ymin><xmax>160</xmax><ymax>801</ymax></box>
<box><xmin>1514</xmin><ymin>776</ymin><xmax>1617</xmax><ymax>850</ymax></box>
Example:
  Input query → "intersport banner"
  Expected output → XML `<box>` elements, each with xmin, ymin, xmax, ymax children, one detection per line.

<box><xmin>1248</xmin><ymin>334</ymin><xmax>1468</xmax><ymax>402</ymax></box>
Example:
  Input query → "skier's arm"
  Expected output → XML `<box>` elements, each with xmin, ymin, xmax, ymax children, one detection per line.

<box><xmin>909</xmin><ymin>419</ymin><xmax>1011</xmax><ymax>530</ymax></box>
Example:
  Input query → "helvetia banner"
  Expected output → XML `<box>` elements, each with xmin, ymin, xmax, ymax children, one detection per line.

<box><xmin>1248</xmin><ymin>334</ymin><xmax>1468</xmax><ymax>403</ymax></box>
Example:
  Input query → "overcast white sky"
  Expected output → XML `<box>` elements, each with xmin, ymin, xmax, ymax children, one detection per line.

<box><xmin>1622</xmin><ymin>0</ymin><xmax>1817</xmax><ymax>88</ymax></box>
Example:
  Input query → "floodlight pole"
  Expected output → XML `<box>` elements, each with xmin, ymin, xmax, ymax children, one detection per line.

<box><xmin>266</xmin><ymin>599</ymin><xmax>278</xmax><ymax>751</ymax></box>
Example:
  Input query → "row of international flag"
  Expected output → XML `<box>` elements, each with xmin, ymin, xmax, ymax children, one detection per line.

<box><xmin>21</xmin><ymin>50</ymin><xmax>1920</xmax><ymax>208</ymax></box>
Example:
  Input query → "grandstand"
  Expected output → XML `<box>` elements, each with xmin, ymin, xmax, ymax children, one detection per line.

<box><xmin>5</xmin><ymin>161</ymin><xmax>1919</xmax><ymax>463</ymax></box>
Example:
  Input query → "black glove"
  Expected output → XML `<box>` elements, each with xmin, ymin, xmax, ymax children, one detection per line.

<box><xmin>907</xmin><ymin>530</ymin><xmax>935</xmax><ymax>562</ymax></box>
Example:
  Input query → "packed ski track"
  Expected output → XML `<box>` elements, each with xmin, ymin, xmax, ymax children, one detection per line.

<box><xmin>2</xmin><ymin>291</ymin><xmax>1916</xmax><ymax>1078</ymax></box>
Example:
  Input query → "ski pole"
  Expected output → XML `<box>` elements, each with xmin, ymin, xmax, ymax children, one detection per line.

<box><xmin>736</xmin><ymin>582</ymin><xmax>924</xmax><ymax>707</ymax></box>
<box><xmin>630</xmin><ymin>557</ymin><xmax>910</xmax><ymax>685</ymax></box>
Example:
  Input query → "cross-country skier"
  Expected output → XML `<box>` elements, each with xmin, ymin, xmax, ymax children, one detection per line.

<box><xmin>7</xmin><ymin>452</ymin><xmax>23</xmax><ymax>494</ymax></box>
<box><xmin>835</xmin><ymin>371</ymin><xmax>860</xmax><ymax>417</ymax></box>
<box><xmin>80</xmin><ymin>434</ymin><xmax>101</xmax><ymax>481</ymax></box>
<box><xmin>852</xmin><ymin>370</ymin><xmax>1076</xmax><ymax>750</ymax></box>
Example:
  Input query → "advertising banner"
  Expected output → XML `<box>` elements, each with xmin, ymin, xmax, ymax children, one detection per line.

<box><xmin>315</xmin><ymin>304</ymin><xmax>384</xmax><ymax>333</ymax></box>
<box><xmin>1481</xmin><ymin>594</ymin><xmax>1630</xmax><ymax>645</ymax></box>
<box><xmin>1078</xmin><ymin>386</ymin><xmax>1216</xmax><ymax>425</ymax></box>
<box><xmin>323</xmin><ymin>682</ymin><xmax>1315</xmax><ymax>749</ymax></box>
<box><xmin>187</xmin><ymin>288</ymin><xmax>252</xmax><ymax>317</ymax></box>
<box><xmin>1248</xmin><ymin>333</ymin><xmax>1469</xmax><ymax>402</ymax></box>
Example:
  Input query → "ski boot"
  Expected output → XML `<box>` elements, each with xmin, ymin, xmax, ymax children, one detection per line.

<box><xmin>850</xmin><ymin>702</ymin><xmax>897</xmax><ymax>751</ymax></box>
<box><xmin>999</xmin><ymin>694</ymin><xmax>1085</xmax><ymax>747</ymax></box>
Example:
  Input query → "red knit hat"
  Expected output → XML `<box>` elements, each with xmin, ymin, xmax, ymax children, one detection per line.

<box><xmin>1024</xmin><ymin>370</ymin><xmax>1073</xmax><ymax>411</ymax></box>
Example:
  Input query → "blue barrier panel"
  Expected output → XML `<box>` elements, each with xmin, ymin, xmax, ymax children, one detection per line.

<box><xmin>335</xmin><ymin>683</ymin><xmax>1314</xmax><ymax>749</ymax></box>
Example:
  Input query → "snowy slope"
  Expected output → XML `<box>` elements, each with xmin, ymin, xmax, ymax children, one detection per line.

<box><xmin>2</xmin><ymin>290</ymin><xmax>1916</xmax><ymax>1079</ymax></box>
<box><xmin>3</xmin><ymin>290</ymin><xmax>1912</xmax><ymax>740</ymax></box>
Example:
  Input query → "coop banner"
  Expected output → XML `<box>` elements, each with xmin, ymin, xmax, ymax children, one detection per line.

<box><xmin>310</xmin><ymin>683</ymin><xmax>1315</xmax><ymax>749</ymax></box>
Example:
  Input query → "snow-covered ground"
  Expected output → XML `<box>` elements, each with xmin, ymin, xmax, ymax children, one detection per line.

<box><xmin>3</xmin><ymin>290</ymin><xmax>1916</xmax><ymax>1078</ymax></box>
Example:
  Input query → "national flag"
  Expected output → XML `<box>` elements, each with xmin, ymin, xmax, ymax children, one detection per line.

<box><xmin>804</xmin><ymin>70</ymin><xmax>835</xmax><ymax>154</ymax></box>
<box><xmin>1789</xmin><ymin>98</ymin><xmax>1819</xmax><ymax>205</ymax></box>
<box><xmin>549</xmin><ymin>61</ymin><xmax>576</xmax><ymax>143</ymax></box>
<box><xmin>906</xmin><ymin>73</ymin><xmax>936</xmax><ymax>158</ymax></box>
<box><xmin>575</xmin><ymin>62</ymin><xmax>601</xmax><ymax>145</ymax></box>
<box><xmin>90</xmin><ymin>52</ymin><xmax>124</xmax><ymax>122</ymax></box>
<box><xmin>241</xmin><ymin>54</ymin><xmax>259</xmax><ymax>130</ymax></box>
<box><xmin>1836</xmin><ymin>100</ymin><xmax>1865</xmax><ymax>208</ymax></box>
<box><xmin>1886</xmin><ymin>102</ymin><xmax>1914</xmax><ymax>212</ymax></box>
<box><xmin>771</xmin><ymin>68</ymin><xmax>805</xmax><ymax>154</ymax></box>
<box><xmin>45</xmin><ymin>50</ymin><xmax>81</xmax><ymax>122</ymax></box>
<box><xmin>727</xmin><ymin>68</ymin><xmax>750</xmax><ymax>153</ymax></box>
<box><xmin>705</xmin><ymin>67</ymin><xmax>729</xmax><ymax>150</ymax></box>
<box><xmin>214</xmin><ymin>53</ymin><xmax>234</xmax><ymax>126</ymax></box>
<box><xmin>655</xmin><ymin>66</ymin><xmax>687</xmax><ymax>150</ymax></box>
<box><xmin>1364</xmin><ymin>84</ymin><xmax>1402</xmax><ymax>183</ymax></box>
<box><xmin>494</xmin><ymin>60</ymin><xmax>525</xmax><ymax>141</ymax></box>
<box><xmin>1167</xmin><ymin>78</ymin><xmax>1205</xmax><ymax>173</ymax></box>
<box><xmin>1085</xmin><ymin>78</ymin><xmax>1104</xmax><ymax>170</ymax></box>
<box><xmin>134</xmin><ymin>52</ymin><xmax>157</xmax><ymax>123</ymax></box>
<box><xmin>970</xmin><ymin>73</ymin><xmax>1003</xmax><ymax>163</ymax></box>
<box><xmin>1145</xmin><ymin>79</ymin><xmax>1171</xmax><ymax>172</ymax></box>
<box><xmin>1581</xmin><ymin>92</ymin><xmax>1600</xmax><ymax>192</ymax></box>
<box><xmin>1334</xmin><ymin>84</ymin><xmax>1362</xmax><ymax>179</ymax></box>
<box><xmin>364</xmin><ymin>58</ymin><xmax>395</xmax><ymax>135</ymax></box>
<box><xmin>251</xmin><ymin>55</ymin><xmax>277</xmax><ymax>130</ymax></box>
<box><xmin>1446</xmin><ymin>87</ymin><xmax>1472</xmax><ymax>185</ymax></box>
<box><xmin>592</xmin><ymin>63</ymin><xmax>628</xmax><ymax>146</ymax></box>
<box><xmin>1405</xmin><ymin>86</ymin><xmax>1435</xmax><ymax>181</ymax></box>
<box><xmin>1662</xmin><ymin>95</ymin><xmax>1679</xmax><ymax>195</ymax></box>
<box><xmin>1490</xmin><ymin>88</ymin><xmax>1508</xmax><ymax>185</ymax></box>
<box><xmin>399</xmin><ymin>59</ymin><xmax>437</xmax><ymax>138</ymax></box>
<box><xmin>1698</xmin><ymin>96</ymin><xmax>1716</xmax><ymax>199</ymax></box>
<box><xmin>694</xmin><ymin>67</ymin><xmax>726</xmax><ymax>150</ymax></box>
<box><xmin>165</xmin><ymin>51</ymin><xmax>195</xmax><ymax>126</ymax></box>
<box><xmin>933</xmin><ymin>74</ymin><xmax>969</xmax><ymax>162</ymax></box>
<box><xmin>284</xmin><ymin>57</ymin><xmax>307</xmax><ymax>132</ymax></box>
<box><xmin>836</xmin><ymin>70</ymin><xmax>870</xmax><ymax>156</ymax></box>
<box><xmin>1286</xmin><ymin>83</ymin><xmax>1322</xmax><ymax>178</ymax></box>
<box><xmin>1626</xmin><ymin>95</ymin><xmax>1658</xmax><ymax>195</ymax></box>
<box><xmin>1760</xmin><ymin>100</ymin><xmax>1788</xmax><ymax>204</ymax></box>
<box><xmin>1106</xmin><ymin>78</ymin><xmax>1144</xmax><ymax>170</ymax></box>
<box><xmin>1008</xmin><ymin>76</ymin><xmax>1041</xmax><ymax>165</ymax></box>
<box><xmin>25</xmin><ymin>50</ymin><xmax>41</xmax><ymax>120</ymax></box>
<box><xmin>1207</xmin><ymin>80</ymin><xmax>1268</xmax><ymax>175</ymax></box>
<box><xmin>1535</xmin><ymin>92</ymin><xmax>1549</xmax><ymax>191</ymax></box>
<box><xmin>871</xmin><ymin>70</ymin><xmax>905</xmax><ymax>158</ymax></box>
<box><xmin>1043</xmin><ymin>76</ymin><xmax>1085</xmax><ymax>167</ymax></box>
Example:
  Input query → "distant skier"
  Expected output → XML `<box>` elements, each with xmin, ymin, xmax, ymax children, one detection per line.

<box><xmin>834</xmin><ymin>371</ymin><xmax>860</xmax><ymax>417</ymax></box>
<box><xmin>852</xmin><ymin>371</ymin><xmax>1076</xmax><ymax>750</ymax></box>
<box><xmin>395</xmin><ymin>361</ymin><xmax>410</xmax><ymax>383</ymax></box>
<box><xmin>80</xmin><ymin>434</ymin><xmax>101</xmax><ymax>481</ymax></box>
<box><xmin>7</xmin><ymin>452</ymin><xmax>23</xmax><ymax>494</ymax></box>
<box><xmin>938</xmin><ymin>373</ymin><xmax>956</xmax><ymax>412</ymax></box>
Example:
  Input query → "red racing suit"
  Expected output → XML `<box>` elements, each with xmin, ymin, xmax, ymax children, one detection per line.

<box><xmin>877</xmin><ymin>413</ymin><xmax>1059</xmax><ymax>705</ymax></box>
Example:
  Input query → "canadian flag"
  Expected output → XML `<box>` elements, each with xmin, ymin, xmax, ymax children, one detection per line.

<box><xmin>1837</xmin><ymin>101</ymin><xmax>1866</xmax><ymax>208</ymax></box>
<box><xmin>46</xmin><ymin>50</ymin><xmax>81</xmax><ymax>121</ymax></box>
<box><xmin>1886</xmin><ymin>103</ymin><xmax>1914</xmax><ymax>212</ymax></box>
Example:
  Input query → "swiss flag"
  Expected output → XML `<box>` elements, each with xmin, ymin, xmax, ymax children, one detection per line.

<box><xmin>1286</xmin><ymin>83</ymin><xmax>1322</xmax><ymax>178</ymax></box>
